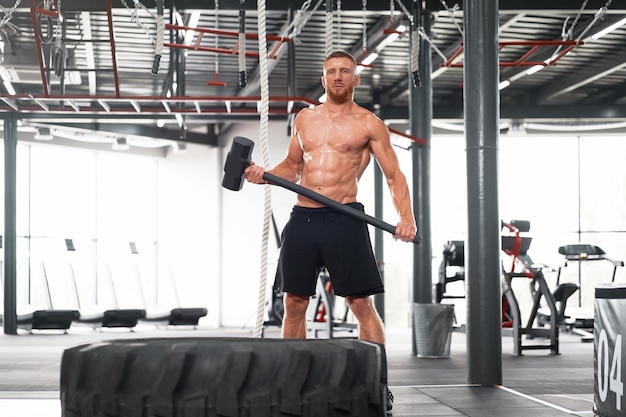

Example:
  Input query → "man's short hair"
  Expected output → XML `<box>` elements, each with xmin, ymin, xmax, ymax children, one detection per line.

<box><xmin>324</xmin><ymin>51</ymin><xmax>357</xmax><ymax>68</ymax></box>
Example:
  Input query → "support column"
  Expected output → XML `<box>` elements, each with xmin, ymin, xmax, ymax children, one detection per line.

<box><xmin>463</xmin><ymin>0</ymin><xmax>502</xmax><ymax>385</ymax></box>
<box><xmin>4</xmin><ymin>116</ymin><xmax>18</xmax><ymax>335</ymax></box>
<box><xmin>374</xmin><ymin>163</ymin><xmax>385</xmax><ymax>320</ymax></box>
<box><xmin>410</xmin><ymin>10</ymin><xmax>433</xmax><ymax>353</ymax></box>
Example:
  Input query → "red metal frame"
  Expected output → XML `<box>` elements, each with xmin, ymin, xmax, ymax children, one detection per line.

<box><xmin>442</xmin><ymin>39</ymin><xmax>584</xmax><ymax>68</ymax></box>
<box><xmin>105</xmin><ymin>0</ymin><xmax>121</xmax><ymax>97</ymax></box>
<box><xmin>29</xmin><ymin>0</ymin><xmax>55</xmax><ymax>96</ymax></box>
<box><xmin>165</xmin><ymin>23</ymin><xmax>290</xmax><ymax>59</ymax></box>
<box><xmin>20</xmin><ymin>3</ymin><xmax>425</xmax><ymax>146</ymax></box>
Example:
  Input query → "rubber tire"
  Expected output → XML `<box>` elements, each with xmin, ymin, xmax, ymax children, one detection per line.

<box><xmin>60</xmin><ymin>337</ymin><xmax>388</xmax><ymax>417</ymax></box>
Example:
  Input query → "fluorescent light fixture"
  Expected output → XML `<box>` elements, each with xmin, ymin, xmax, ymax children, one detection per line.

<box><xmin>592</xmin><ymin>17</ymin><xmax>626</xmax><ymax>40</ymax></box>
<box><xmin>356</xmin><ymin>65</ymin><xmax>365</xmax><ymax>74</ymax></box>
<box><xmin>526</xmin><ymin>64</ymin><xmax>544</xmax><ymax>75</ymax></box>
<box><xmin>171</xmin><ymin>142</ymin><xmax>187</xmax><ymax>153</ymax></box>
<box><xmin>34</xmin><ymin>127</ymin><xmax>53</xmax><ymax>140</ymax></box>
<box><xmin>0</xmin><ymin>66</ymin><xmax>15</xmax><ymax>82</ymax></box>
<box><xmin>499</xmin><ymin>80</ymin><xmax>511</xmax><ymax>90</ymax></box>
<box><xmin>391</xmin><ymin>134</ymin><xmax>413</xmax><ymax>150</ymax></box>
<box><xmin>361</xmin><ymin>52</ymin><xmax>378</xmax><ymax>66</ymax></box>
<box><xmin>112</xmin><ymin>137</ymin><xmax>130</xmax><ymax>151</ymax></box>
<box><xmin>184</xmin><ymin>11</ymin><xmax>201</xmax><ymax>44</ymax></box>
<box><xmin>318</xmin><ymin>93</ymin><xmax>327</xmax><ymax>103</ymax></box>
<box><xmin>3</xmin><ymin>80</ymin><xmax>15</xmax><ymax>95</ymax></box>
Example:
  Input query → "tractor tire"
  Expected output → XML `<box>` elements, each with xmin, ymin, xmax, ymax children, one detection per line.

<box><xmin>60</xmin><ymin>337</ymin><xmax>388</xmax><ymax>417</ymax></box>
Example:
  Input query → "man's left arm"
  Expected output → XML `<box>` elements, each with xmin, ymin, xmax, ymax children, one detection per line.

<box><xmin>368</xmin><ymin>117</ymin><xmax>417</xmax><ymax>242</ymax></box>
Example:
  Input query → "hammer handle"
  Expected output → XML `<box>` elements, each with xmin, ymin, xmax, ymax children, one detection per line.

<box><xmin>263</xmin><ymin>172</ymin><xmax>421</xmax><ymax>245</ymax></box>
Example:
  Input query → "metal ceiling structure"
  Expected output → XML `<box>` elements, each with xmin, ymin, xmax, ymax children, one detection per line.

<box><xmin>0</xmin><ymin>0</ymin><xmax>624</xmax><ymax>148</ymax></box>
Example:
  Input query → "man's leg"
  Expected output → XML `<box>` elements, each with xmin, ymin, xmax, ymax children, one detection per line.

<box><xmin>345</xmin><ymin>296</ymin><xmax>385</xmax><ymax>344</ymax></box>
<box><xmin>282</xmin><ymin>293</ymin><xmax>310</xmax><ymax>338</ymax></box>
<box><xmin>346</xmin><ymin>295</ymin><xmax>393</xmax><ymax>413</ymax></box>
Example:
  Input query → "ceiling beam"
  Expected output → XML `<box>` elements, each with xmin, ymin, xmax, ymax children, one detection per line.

<box><xmin>9</xmin><ymin>0</ymin><xmax>623</xmax><ymax>13</ymax></box>
<box><xmin>38</xmin><ymin>121</ymin><xmax>219</xmax><ymax>146</ymax></box>
<box><xmin>533</xmin><ymin>48</ymin><xmax>626</xmax><ymax>104</ymax></box>
<box><xmin>379</xmin><ymin>103</ymin><xmax>626</xmax><ymax>121</ymax></box>
<box><xmin>13</xmin><ymin>103</ymin><xmax>626</xmax><ymax>124</ymax></box>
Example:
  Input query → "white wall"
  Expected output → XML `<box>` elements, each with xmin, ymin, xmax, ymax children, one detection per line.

<box><xmin>156</xmin><ymin>142</ymin><xmax>222</xmax><ymax>327</ymax></box>
<box><xmin>155</xmin><ymin>126</ymin><xmax>626</xmax><ymax>331</ymax></box>
<box><xmin>219</xmin><ymin>122</ymin><xmax>296</xmax><ymax>327</ymax></box>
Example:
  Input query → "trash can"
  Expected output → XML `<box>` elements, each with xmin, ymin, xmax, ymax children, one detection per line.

<box><xmin>412</xmin><ymin>303</ymin><xmax>455</xmax><ymax>358</ymax></box>
<box><xmin>594</xmin><ymin>283</ymin><xmax>626</xmax><ymax>417</ymax></box>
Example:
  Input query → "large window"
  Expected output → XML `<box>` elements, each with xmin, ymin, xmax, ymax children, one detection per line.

<box><xmin>6</xmin><ymin>144</ymin><xmax>159</xmax><ymax>312</ymax></box>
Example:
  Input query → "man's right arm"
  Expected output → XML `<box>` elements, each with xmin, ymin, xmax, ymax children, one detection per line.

<box><xmin>244</xmin><ymin>114</ymin><xmax>305</xmax><ymax>185</ymax></box>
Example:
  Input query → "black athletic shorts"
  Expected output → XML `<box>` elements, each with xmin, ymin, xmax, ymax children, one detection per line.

<box><xmin>277</xmin><ymin>202</ymin><xmax>384</xmax><ymax>297</ymax></box>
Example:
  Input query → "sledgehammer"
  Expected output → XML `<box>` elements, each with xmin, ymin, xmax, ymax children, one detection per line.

<box><xmin>222</xmin><ymin>136</ymin><xmax>422</xmax><ymax>245</ymax></box>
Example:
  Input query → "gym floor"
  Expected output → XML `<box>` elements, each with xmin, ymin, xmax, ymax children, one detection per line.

<box><xmin>0</xmin><ymin>325</ymin><xmax>595</xmax><ymax>416</ymax></box>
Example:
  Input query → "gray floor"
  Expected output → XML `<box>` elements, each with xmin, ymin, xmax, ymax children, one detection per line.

<box><xmin>0</xmin><ymin>324</ymin><xmax>596</xmax><ymax>416</ymax></box>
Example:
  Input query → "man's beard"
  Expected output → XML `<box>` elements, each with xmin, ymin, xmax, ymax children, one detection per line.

<box><xmin>327</xmin><ymin>84</ymin><xmax>354</xmax><ymax>103</ymax></box>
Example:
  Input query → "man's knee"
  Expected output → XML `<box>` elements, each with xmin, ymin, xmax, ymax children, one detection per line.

<box><xmin>284</xmin><ymin>293</ymin><xmax>310</xmax><ymax>317</ymax></box>
<box><xmin>346</xmin><ymin>296</ymin><xmax>375</xmax><ymax>319</ymax></box>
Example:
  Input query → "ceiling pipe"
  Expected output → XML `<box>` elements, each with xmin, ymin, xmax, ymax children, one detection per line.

<box><xmin>29</xmin><ymin>0</ymin><xmax>51</xmax><ymax>96</ymax></box>
<box><xmin>104</xmin><ymin>0</ymin><xmax>121</xmax><ymax>97</ymax></box>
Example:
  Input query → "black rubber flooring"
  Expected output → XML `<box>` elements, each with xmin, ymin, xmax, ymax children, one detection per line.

<box><xmin>0</xmin><ymin>325</ymin><xmax>596</xmax><ymax>416</ymax></box>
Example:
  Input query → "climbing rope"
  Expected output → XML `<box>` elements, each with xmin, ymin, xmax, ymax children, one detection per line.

<box><xmin>213</xmin><ymin>0</ymin><xmax>222</xmax><ymax>84</ymax></box>
<box><xmin>361</xmin><ymin>0</ymin><xmax>368</xmax><ymax>55</ymax></box>
<box><xmin>151</xmin><ymin>0</ymin><xmax>164</xmax><ymax>74</ymax></box>
<box><xmin>253</xmin><ymin>0</ymin><xmax>271</xmax><ymax>339</ymax></box>
<box><xmin>410</xmin><ymin>0</ymin><xmax>421</xmax><ymax>87</ymax></box>
<box><xmin>238</xmin><ymin>0</ymin><xmax>247</xmax><ymax>87</ymax></box>
<box><xmin>325</xmin><ymin>0</ymin><xmax>333</xmax><ymax>57</ymax></box>
<box><xmin>336</xmin><ymin>0</ymin><xmax>341</xmax><ymax>48</ymax></box>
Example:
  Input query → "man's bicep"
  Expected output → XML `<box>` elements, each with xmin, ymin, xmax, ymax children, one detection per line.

<box><xmin>370</xmin><ymin>124</ymin><xmax>401</xmax><ymax>179</ymax></box>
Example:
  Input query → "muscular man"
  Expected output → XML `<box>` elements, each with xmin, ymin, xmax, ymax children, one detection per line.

<box><xmin>245</xmin><ymin>50</ymin><xmax>416</xmax><ymax>345</ymax></box>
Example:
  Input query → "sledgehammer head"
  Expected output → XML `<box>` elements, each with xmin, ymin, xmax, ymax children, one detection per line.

<box><xmin>222</xmin><ymin>136</ymin><xmax>255</xmax><ymax>191</ymax></box>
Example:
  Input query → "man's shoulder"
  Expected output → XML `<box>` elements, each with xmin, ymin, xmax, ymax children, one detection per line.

<box><xmin>294</xmin><ymin>106</ymin><xmax>318</xmax><ymax>120</ymax></box>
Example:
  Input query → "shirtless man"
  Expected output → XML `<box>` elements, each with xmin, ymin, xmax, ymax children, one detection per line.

<box><xmin>244</xmin><ymin>51</ymin><xmax>416</xmax><ymax>345</ymax></box>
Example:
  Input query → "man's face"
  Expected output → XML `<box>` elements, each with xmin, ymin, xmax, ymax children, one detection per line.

<box><xmin>321</xmin><ymin>57</ymin><xmax>360</xmax><ymax>103</ymax></box>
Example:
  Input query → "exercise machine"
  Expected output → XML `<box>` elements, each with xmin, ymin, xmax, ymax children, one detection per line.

<box><xmin>435</xmin><ymin>240</ymin><xmax>466</xmax><ymax>329</ymax></box>
<box><xmin>0</xmin><ymin>261</ymin><xmax>79</xmax><ymax>333</ymax></box>
<box><xmin>536</xmin><ymin>243</ymin><xmax>624</xmax><ymax>342</ymax></box>
<box><xmin>262</xmin><ymin>268</ymin><xmax>358</xmax><ymax>339</ymax></box>
<box><xmin>62</xmin><ymin>239</ymin><xmax>146</xmax><ymax>330</ymax></box>
<box><xmin>306</xmin><ymin>269</ymin><xmax>358</xmax><ymax>339</ymax></box>
<box><xmin>501</xmin><ymin>220</ymin><xmax>560</xmax><ymax>355</ymax></box>
<box><xmin>436</xmin><ymin>240</ymin><xmax>466</xmax><ymax>303</ymax></box>
<box><xmin>124</xmin><ymin>242</ymin><xmax>208</xmax><ymax>328</ymax></box>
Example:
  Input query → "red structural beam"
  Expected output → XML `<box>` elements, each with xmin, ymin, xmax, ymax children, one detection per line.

<box><xmin>163</xmin><ymin>42</ymin><xmax>266</xmax><ymax>59</ymax></box>
<box><xmin>165</xmin><ymin>23</ymin><xmax>290</xmax><ymax>59</ymax></box>
<box><xmin>105</xmin><ymin>0</ymin><xmax>121</xmax><ymax>97</ymax></box>
<box><xmin>166</xmin><ymin>23</ymin><xmax>291</xmax><ymax>43</ymax></box>
<box><xmin>29</xmin><ymin>0</ymin><xmax>50</xmax><ymax>96</ymax></box>
<box><xmin>443</xmin><ymin>40</ymin><xmax>584</xmax><ymax>68</ymax></box>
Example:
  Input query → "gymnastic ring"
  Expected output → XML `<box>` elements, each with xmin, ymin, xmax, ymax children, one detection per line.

<box><xmin>53</xmin><ymin>47</ymin><xmax>64</xmax><ymax>77</ymax></box>
<box><xmin>36</xmin><ymin>13</ymin><xmax>54</xmax><ymax>45</ymax></box>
